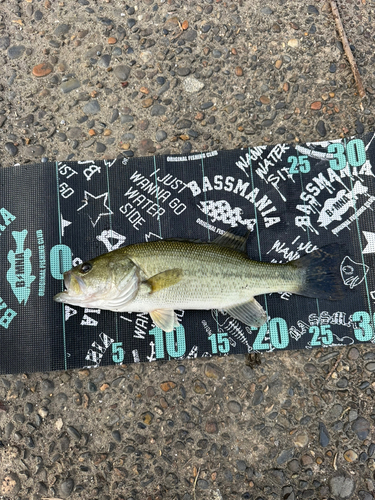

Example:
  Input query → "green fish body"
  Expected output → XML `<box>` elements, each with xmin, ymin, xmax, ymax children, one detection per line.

<box><xmin>54</xmin><ymin>232</ymin><xmax>344</xmax><ymax>332</ymax></box>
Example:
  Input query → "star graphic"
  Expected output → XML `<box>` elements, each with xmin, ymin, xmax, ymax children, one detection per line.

<box><xmin>363</xmin><ymin>231</ymin><xmax>375</xmax><ymax>254</ymax></box>
<box><xmin>77</xmin><ymin>191</ymin><xmax>113</xmax><ymax>227</ymax></box>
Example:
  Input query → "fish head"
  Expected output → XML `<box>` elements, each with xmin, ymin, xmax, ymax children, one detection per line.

<box><xmin>54</xmin><ymin>252</ymin><xmax>138</xmax><ymax>309</ymax></box>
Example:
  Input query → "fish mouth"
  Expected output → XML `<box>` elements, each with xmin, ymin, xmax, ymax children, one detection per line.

<box><xmin>53</xmin><ymin>270</ymin><xmax>87</xmax><ymax>303</ymax></box>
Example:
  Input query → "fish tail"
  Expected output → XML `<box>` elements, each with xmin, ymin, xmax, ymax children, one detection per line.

<box><xmin>293</xmin><ymin>243</ymin><xmax>346</xmax><ymax>301</ymax></box>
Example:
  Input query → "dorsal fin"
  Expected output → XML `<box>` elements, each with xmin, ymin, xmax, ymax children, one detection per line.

<box><xmin>212</xmin><ymin>228</ymin><xmax>251</xmax><ymax>253</ymax></box>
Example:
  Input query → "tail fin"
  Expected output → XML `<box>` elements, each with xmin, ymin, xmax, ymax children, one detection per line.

<box><xmin>293</xmin><ymin>243</ymin><xmax>346</xmax><ymax>301</ymax></box>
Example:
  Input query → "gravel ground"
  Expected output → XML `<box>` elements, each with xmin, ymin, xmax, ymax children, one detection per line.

<box><xmin>1</xmin><ymin>0</ymin><xmax>375</xmax><ymax>498</ymax></box>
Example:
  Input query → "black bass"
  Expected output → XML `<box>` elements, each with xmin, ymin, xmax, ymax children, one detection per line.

<box><xmin>53</xmin><ymin>232</ymin><xmax>344</xmax><ymax>332</ymax></box>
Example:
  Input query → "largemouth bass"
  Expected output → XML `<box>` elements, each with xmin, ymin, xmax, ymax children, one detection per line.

<box><xmin>54</xmin><ymin>231</ymin><xmax>345</xmax><ymax>332</ymax></box>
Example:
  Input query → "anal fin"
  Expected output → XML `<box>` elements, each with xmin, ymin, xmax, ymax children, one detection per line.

<box><xmin>150</xmin><ymin>309</ymin><xmax>179</xmax><ymax>332</ymax></box>
<box><xmin>225</xmin><ymin>298</ymin><xmax>267</xmax><ymax>328</ymax></box>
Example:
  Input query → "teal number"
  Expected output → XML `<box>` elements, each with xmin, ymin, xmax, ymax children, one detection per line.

<box><xmin>321</xmin><ymin>324</ymin><xmax>333</xmax><ymax>345</ymax></box>
<box><xmin>149</xmin><ymin>327</ymin><xmax>165</xmax><ymax>358</ymax></box>
<box><xmin>208</xmin><ymin>333</ymin><xmax>230</xmax><ymax>354</ymax></box>
<box><xmin>112</xmin><ymin>342</ymin><xmax>124</xmax><ymax>363</ymax></box>
<box><xmin>165</xmin><ymin>325</ymin><xmax>186</xmax><ymax>358</ymax></box>
<box><xmin>253</xmin><ymin>323</ymin><xmax>269</xmax><ymax>350</ymax></box>
<box><xmin>309</xmin><ymin>325</ymin><xmax>333</xmax><ymax>346</ymax></box>
<box><xmin>310</xmin><ymin>326</ymin><xmax>320</xmax><ymax>346</ymax></box>
<box><xmin>288</xmin><ymin>156</ymin><xmax>298</xmax><ymax>174</ymax></box>
<box><xmin>299</xmin><ymin>155</ymin><xmax>310</xmax><ymax>173</ymax></box>
<box><xmin>270</xmin><ymin>318</ymin><xmax>289</xmax><ymax>349</ymax></box>
<box><xmin>346</xmin><ymin>139</ymin><xmax>366</xmax><ymax>167</ymax></box>
<box><xmin>218</xmin><ymin>332</ymin><xmax>230</xmax><ymax>353</ymax></box>
<box><xmin>288</xmin><ymin>155</ymin><xmax>310</xmax><ymax>174</ymax></box>
<box><xmin>328</xmin><ymin>143</ymin><xmax>346</xmax><ymax>170</ymax></box>
<box><xmin>50</xmin><ymin>244</ymin><xmax>72</xmax><ymax>279</ymax></box>
<box><xmin>208</xmin><ymin>333</ymin><xmax>218</xmax><ymax>354</ymax></box>
<box><xmin>352</xmin><ymin>311</ymin><xmax>373</xmax><ymax>341</ymax></box>
<box><xmin>253</xmin><ymin>318</ymin><xmax>289</xmax><ymax>350</ymax></box>
<box><xmin>149</xmin><ymin>325</ymin><xmax>187</xmax><ymax>358</ymax></box>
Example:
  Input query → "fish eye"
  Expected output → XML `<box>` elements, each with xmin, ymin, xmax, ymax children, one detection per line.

<box><xmin>80</xmin><ymin>262</ymin><xmax>92</xmax><ymax>274</ymax></box>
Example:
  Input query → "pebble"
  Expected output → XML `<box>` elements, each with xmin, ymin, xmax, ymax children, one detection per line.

<box><xmin>177</xmin><ymin>67</ymin><xmax>190</xmax><ymax>77</ymax></box>
<box><xmin>311</xmin><ymin>101</ymin><xmax>322</xmax><ymax>110</ymax></box>
<box><xmin>316</xmin><ymin>120</ymin><xmax>327</xmax><ymax>137</ymax></box>
<box><xmin>0</xmin><ymin>36</ymin><xmax>10</xmax><ymax>50</ymax></box>
<box><xmin>329</xmin><ymin>475</ymin><xmax>356</xmax><ymax>498</ymax></box>
<box><xmin>343</xmin><ymin>449</ymin><xmax>358</xmax><ymax>462</ymax></box>
<box><xmin>352</xmin><ymin>417</ymin><xmax>370</xmax><ymax>440</ymax></box>
<box><xmin>176</xmin><ymin>119</ymin><xmax>192</xmax><ymax>129</ymax></box>
<box><xmin>60</xmin><ymin>79</ymin><xmax>81</xmax><ymax>93</ymax></box>
<box><xmin>277</xmin><ymin>448</ymin><xmax>294</xmax><ymax>465</ymax></box>
<box><xmin>183</xmin><ymin>77</ymin><xmax>204</xmax><ymax>93</ymax></box>
<box><xmin>319</xmin><ymin>422</ymin><xmax>330</xmax><ymax>447</ymax></box>
<box><xmin>205</xmin><ymin>419</ymin><xmax>218</xmax><ymax>434</ymax></box>
<box><xmin>7</xmin><ymin>45</ymin><xmax>25</xmax><ymax>59</ymax></box>
<box><xmin>60</xmin><ymin>477</ymin><xmax>74</xmax><ymax>498</ymax></box>
<box><xmin>294</xmin><ymin>432</ymin><xmax>309</xmax><ymax>448</ymax></box>
<box><xmin>160</xmin><ymin>381</ymin><xmax>176</xmax><ymax>392</ymax></box>
<box><xmin>193</xmin><ymin>379</ymin><xmax>207</xmax><ymax>394</ymax></box>
<box><xmin>113</xmin><ymin>65</ymin><xmax>131</xmax><ymax>81</ymax></box>
<box><xmin>54</xmin><ymin>24</ymin><xmax>71</xmax><ymax>36</ymax></box>
<box><xmin>260</xmin><ymin>95</ymin><xmax>270</xmax><ymax>105</ymax></box>
<box><xmin>138</xmin><ymin>119</ymin><xmax>149</xmax><ymax>131</ymax></box>
<box><xmin>227</xmin><ymin>401</ymin><xmax>241</xmax><ymax>413</ymax></box>
<box><xmin>4</xmin><ymin>142</ymin><xmax>18</xmax><ymax>156</ymax></box>
<box><xmin>96</xmin><ymin>142</ymin><xmax>106</xmax><ymax>153</ymax></box>
<box><xmin>141</xmin><ymin>97</ymin><xmax>153</xmax><ymax>108</ymax></box>
<box><xmin>32</xmin><ymin>62</ymin><xmax>53</xmax><ymax>77</ymax></box>
<box><xmin>203</xmin><ymin>363</ymin><xmax>223</xmax><ymax>379</ymax></box>
<box><xmin>288</xmin><ymin>39</ymin><xmax>299</xmax><ymax>48</ymax></box>
<box><xmin>138</xmin><ymin>138</ymin><xmax>156</xmax><ymax>154</ymax></box>
<box><xmin>356</xmin><ymin>120</ymin><xmax>365</xmax><ymax>135</ymax></box>
<box><xmin>252</xmin><ymin>390</ymin><xmax>264</xmax><ymax>405</ymax></box>
<box><xmin>67</xmin><ymin>425</ymin><xmax>81</xmax><ymax>440</ymax></box>
<box><xmin>181</xmin><ymin>141</ymin><xmax>192</xmax><ymax>154</ymax></box>
<box><xmin>98</xmin><ymin>54</ymin><xmax>111</xmax><ymax>68</ymax></box>
<box><xmin>155</xmin><ymin>130</ymin><xmax>167</xmax><ymax>142</ymax></box>
<box><xmin>201</xmin><ymin>101</ymin><xmax>214</xmax><ymax>110</ymax></box>
<box><xmin>83</xmin><ymin>100</ymin><xmax>100</xmax><ymax>115</ymax></box>
<box><xmin>307</xmin><ymin>5</ymin><xmax>319</xmax><ymax>15</ymax></box>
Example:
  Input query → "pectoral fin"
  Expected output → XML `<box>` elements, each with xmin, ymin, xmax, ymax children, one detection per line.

<box><xmin>225</xmin><ymin>298</ymin><xmax>267</xmax><ymax>327</ymax></box>
<box><xmin>150</xmin><ymin>309</ymin><xmax>180</xmax><ymax>332</ymax></box>
<box><xmin>145</xmin><ymin>269</ymin><xmax>183</xmax><ymax>293</ymax></box>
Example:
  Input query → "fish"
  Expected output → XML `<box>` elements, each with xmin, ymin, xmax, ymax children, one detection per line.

<box><xmin>53</xmin><ymin>231</ymin><xmax>345</xmax><ymax>332</ymax></box>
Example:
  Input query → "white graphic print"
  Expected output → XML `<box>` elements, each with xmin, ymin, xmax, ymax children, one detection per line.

<box><xmin>212</xmin><ymin>310</ymin><xmax>252</xmax><ymax>352</ymax></box>
<box><xmin>317</xmin><ymin>182</ymin><xmax>368</xmax><ymax>228</ymax></box>
<box><xmin>77</xmin><ymin>191</ymin><xmax>113</xmax><ymax>227</ymax></box>
<box><xmin>340</xmin><ymin>256</ymin><xmax>369</xmax><ymax>289</ymax></box>
<box><xmin>362</xmin><ymin>231</ymin><xmax>375</xmax><ymax>254</ymax></box>
<box><xmin>61</xmin><ymin>215</ymin><xmax>72</xmax><ymax>236</ymax></box>
<box><xmin>83</xmin><ymin>164</ymin><xmax>101</xmax><ymax>181</ymax></box>
<box><xmin>198</xmin><ymin>200</ymin><xmax>256</xmax><ymax>230</ymax></box>
<box><xmin>96</xmin><ymin>229</ymin><xmax>126</xmax><ymax>252</ymax></box>
<box><xmin>65</xmin><ymin>305</ymin><xmax>77</xmax><ymax>321</ymax></box>
<box><xmin>144</xmin><ymin>232</ymin><xmax>162</xmax><ymax>242</ymax></box>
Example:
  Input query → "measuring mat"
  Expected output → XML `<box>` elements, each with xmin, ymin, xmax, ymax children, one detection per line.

<box><xmin>1</xmin><ymin>133</ymin><xmax>375</xmax><ymax>374</ymax></box>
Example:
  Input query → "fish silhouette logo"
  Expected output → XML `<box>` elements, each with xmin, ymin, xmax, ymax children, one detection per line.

<box><xmin>340</xmin><ymin>256</ymin><xmax>369</xmax><ymax>289</ymax></box>
<box><xmin>198</xmin><ymin>200</ymin><xmax>256</xmax><ymax>230</ymax></box>
<box><xmin>7</xmin><ymin>230</ymin><xmax>36</xmax><ymax>304</ymax></box>
<box><xmin>317</xmin><ymin>182</ymin><xmax>368</xmax><ymax>228</ymax></box>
